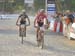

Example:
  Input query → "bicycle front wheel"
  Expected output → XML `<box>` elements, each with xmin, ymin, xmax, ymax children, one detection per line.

<box><xmin>21</xmin><ymin>36</ymin><xmax>23</xmax><ymax>44</ymax></box>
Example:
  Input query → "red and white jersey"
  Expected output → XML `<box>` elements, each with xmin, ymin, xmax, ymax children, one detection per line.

<box><xmin>35</xmin><ymin>13</ymin><xmax>47</xmax><ymax>25</ymax></box>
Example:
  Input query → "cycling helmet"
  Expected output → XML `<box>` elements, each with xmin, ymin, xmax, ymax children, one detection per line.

<box><xmin>40</xmin><ymin>9</ymin><xmax>45</xmax><ymax>13</ymax></box>
<box><xmin>22</xmin><ymin>10</ymin><xmax>26</xmax><ymax>13</ymax></box>
<box><xmin>21</xmin><ymin>10</ymin><xmax>26</xmax><ymax>15</ymax></box>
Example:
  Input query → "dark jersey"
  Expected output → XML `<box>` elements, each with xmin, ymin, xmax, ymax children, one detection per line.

<box><xmin>19</xmin><ymin>14</ymin><xmax>28</xmax><ymax>24</ymax></box>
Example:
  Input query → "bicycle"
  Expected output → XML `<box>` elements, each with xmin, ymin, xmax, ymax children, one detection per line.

<box><xmin>16</xmin><ymin>11</ymin><xmax>30</xmax><ymax>44</ymax></box>
<box><xmin>37</xmin><ymin>27</ymin><xmax>44</xmax><ymax>49</ymax></box>
<box><xmin>17</xmin><ymin>24</ymin><xmax>29</xmax><ymax>44</ymax></box>
<box><xmin>20</xmin><ymin>24</ymin><xmax>26</xmax><ymax>44</ymax></box>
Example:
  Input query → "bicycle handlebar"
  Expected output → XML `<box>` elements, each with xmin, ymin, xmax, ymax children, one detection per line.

<box><xmin>16</xmin><ymin>23</ymin><xmax>30</xmax><ymax>26</ymax></box>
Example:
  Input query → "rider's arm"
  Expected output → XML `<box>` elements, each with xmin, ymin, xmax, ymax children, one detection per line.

<box><xmin>34</xmin><ymin>19</ymin><xmax>36</xmax><ymax>27</ymax></box>
<box><xmin>44</xmin><ymin>14</ymin><xmax>50</xmax><ymax>29</ymax></box>
<box><xmin>34</xmin><ymin>15</ymin><xmax>38</xmax><ymax>27</ymax></box>
<box><xmin>34</xmin><ymin>14</ymin><xmax>39</xmax><ymax>27</ymax></box>
<box><xmin>44</xmin><ymin>14</ymin><xmax>48</xmax><ymax>25</ymax></box>
<box><xmin>27</xmin><ymin>17</ymin><xmax>30</xmax><ymax>26</ymax></box>
<box><xmin>16</xmin><ymin>18</ymin><xmax>19</xmax><ymax>25</ymax></box>
<box><xmin>26</xmin><ymin>15</ymin><xmax>30</xmax><ymax>26</ymax></box>
<box><xmin>16</xmin><ymin>16</ymin><xmax>21</xmax><ymax>26</ymax></box>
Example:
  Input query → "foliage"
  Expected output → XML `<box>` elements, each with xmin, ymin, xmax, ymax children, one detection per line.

<box><xmin>34</xmin><ymin>0</ymin><xmax>45</xmax><ymax>12</ymax></box>
<box><xmin>64</xmin><ymin>0</ymin><xmax>75</xmax><ymax>11</ymax></box>
<box><xmin>0</xmin><ymin>0</ymin><xmax>75</xmax><ymax>13</ymax></box>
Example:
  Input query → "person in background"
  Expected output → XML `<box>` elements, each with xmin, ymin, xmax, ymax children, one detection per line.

<box><xmin>65</xmin><ymin>10</ymin><xmax>74</xmax><ymax>23</ymax></box>
<box><xmin>62</xmin><ymin>10</ymin><xmax>74</xmax><ymax>37</ymax></box>
<box><xmin>64</xmin><ymin>15</ymin><xmax>72</xmax><ymax>39</ymax></box>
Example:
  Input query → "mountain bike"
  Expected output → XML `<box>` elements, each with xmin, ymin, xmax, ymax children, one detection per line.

<box><xmin>37</xmin><ymin>27</ymin><xmax>44</xmax><ymax>49</ymax></box>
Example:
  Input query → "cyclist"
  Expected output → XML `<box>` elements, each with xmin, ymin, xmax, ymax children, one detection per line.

<box><xmin>16</xmin><ymin>10</ymin><xmax>30</xmax><ymax>37</ymax></box>
<box><xmin>34</xmin><ymin>9</ymin><xmax>49</xmax><ymax>48</ymax></box>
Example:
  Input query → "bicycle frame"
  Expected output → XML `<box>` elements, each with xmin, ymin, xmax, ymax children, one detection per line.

<box><xmin>20</xmin><ymin>24</ymin><xmax>26</xmax><ymax>44</ymax></box>
<box><xmin>37</xmin><ymin>27</ymin><xmax>44</xmax><ymax>49</ymax></box>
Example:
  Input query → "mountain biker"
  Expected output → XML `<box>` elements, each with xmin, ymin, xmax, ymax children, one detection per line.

<box><xmin>34</xmin><ymin>9</ymin><xmax>49</xmax><ymax>48</ymax></box>
<box><xmin>16</xmin><ymin>10</ymin><xmax>30</xmax><ymax>37</ymax></box>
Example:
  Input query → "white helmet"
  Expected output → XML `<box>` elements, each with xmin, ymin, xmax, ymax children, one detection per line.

<box><xmin>40</xmin><ymin>9</ymin><xmax>44</xmax><ymax>13</ymax></box>
<box><xmin>22</xmin><ymin>10</ymin><xmax>26</xmax><ymax>13</ymax></box>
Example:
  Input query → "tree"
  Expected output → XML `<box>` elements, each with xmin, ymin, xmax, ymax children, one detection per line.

<box><xmin>64</xmin><ymin>0</ymin><xmax>75</xmax><ymax>11</ymax></box>
<box><xmin>34</xmin><ymin>0</ymin><xmax>45</xmax><ymax>12</ymax></box>
<box><xmin>14</xmin><ymin>0</ymin><xmax>24</xmax><ymax>12</ymax></box>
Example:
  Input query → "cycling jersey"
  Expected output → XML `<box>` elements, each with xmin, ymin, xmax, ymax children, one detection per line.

<box><xmin>35</xmin><ymin>13</ymin><xmax>47</xmax><ymax>27</ymax></box>
<box><xmin>37</xmin><ymin>21</ymin><xmax>44</xmax><ymax>27</ymax></box>
<box><xmin>19</xmin><ymin>14</ymin><xmax>28</xmax><ymax>24</ymax></box>
<box><xmin>20</xmin><ymin>20</ymin><xmax>26</xmax><ymax>24</ymax></box>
